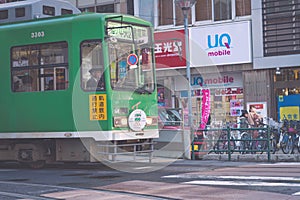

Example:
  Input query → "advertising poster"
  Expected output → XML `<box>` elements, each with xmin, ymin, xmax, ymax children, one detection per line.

<box><xmin>157</xmin><ymin>88</ymin><xmax>165</xmax><ymax>107</ymax></box>
<box><xmin>200</xmin><ymin>89</ymin><xmax>211</xmax><ymax>129</ymax></box>
<box><xmin>230</xmin><ymin>99</ymin><xmax>243</xmax><ymax>116</ymax></box>
<box><xmin>246</xmin><ymin>102</ymin><xmax>267</xmax><ymax>119</ymax></box>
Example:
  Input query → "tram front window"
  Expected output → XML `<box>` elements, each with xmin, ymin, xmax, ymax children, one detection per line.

<box><xmin>107</xmin><ymin>22</ymin><xmax>155</xmax><ymax>93</ymax></box>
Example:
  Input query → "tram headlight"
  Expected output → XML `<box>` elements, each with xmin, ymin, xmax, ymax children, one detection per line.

<box><xmin>146</xmin><ymin>116</ymin><xmax>158</xmax><ymax>126</ymax></box>
<box><xmin>146</xmin><ymin>117</ymin><xmax>152</xmax><ymax>125</ymax></box>
<box><xmin>152</xmin><ymin>117</ymin><xmax>158</xmax><ymax>125</ymax></box>
<box><xmin>113</xmin><ymin>116</ymin><xmax>128</xmax><ymax>127</ymax></box>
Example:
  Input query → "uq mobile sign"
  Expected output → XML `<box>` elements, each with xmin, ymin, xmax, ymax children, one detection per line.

<box><xmin>175</xmin><ymin>72</ymin><xmax>243</xmax><ymax>91</ymax></box>
<box><xmin>190</xmin><ymin>21</ymin><xmax>252</xmax><ymax>67</ymax></box>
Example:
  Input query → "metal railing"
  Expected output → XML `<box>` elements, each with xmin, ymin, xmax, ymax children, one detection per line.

<box><xmin>191</xmin><ymin>126</ymin><xmax>274</xmax><ymax>161</ymax></box>
<box><xmin>96</xmin><ymin>139</ymin><xmax>154</xmax><ymax>163</ymax></box>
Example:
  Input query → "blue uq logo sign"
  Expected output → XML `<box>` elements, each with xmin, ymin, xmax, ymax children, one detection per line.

<box><xmin>207</xmin><ymin>33</ymin><xmax>231</xmax><ymax>49</ymax></box>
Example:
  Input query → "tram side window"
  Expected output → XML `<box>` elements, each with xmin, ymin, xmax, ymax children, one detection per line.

<box><xmin>0</xmin><ymin>10</ymin><xmax>8</xmax><ymax>20</ymax></box>
<box><xmin>80</xmin><ymin>40</ymin><xmax>105</xmax><ymax>91</ymax></box>
<box><xmin>43</xmin><ymin>6</ymin><xmax>55</xmax><ymax>16</ymax></box>
<box><xmin>61</xmin><ymin>8</ymin><xmax>73</xmax><ymax>15</ymax></box>
<box><xmin>11</xmin><ymin>42</ymin><xmax>69</xmax><ymax>92</ymax></box>
<box><xmin>15</xmin><ymin>7</ymin><xmax>25</xmax><ymax>18</ymax></box>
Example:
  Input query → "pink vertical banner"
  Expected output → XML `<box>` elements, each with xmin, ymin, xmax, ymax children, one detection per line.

<box><xmin>200</xmin><ymin>89</ymin><xmax>211</xmax><ymax>129</ymax></box>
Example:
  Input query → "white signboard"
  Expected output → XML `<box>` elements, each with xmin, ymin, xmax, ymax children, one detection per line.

<box><xmin>190</xmin><ymin>21</ymin><xmax>252</xmax><ymax>67</ymax></box>
<box><xmin>175</xmin><ymin>72</ymin><xmax>243</xmax><ymax>91</ymax></box>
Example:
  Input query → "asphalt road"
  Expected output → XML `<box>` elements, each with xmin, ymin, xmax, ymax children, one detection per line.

<box><xmin>0</xmin><ymin>159</ymin><xmax>299</xmax><ymax>200</ymax></box>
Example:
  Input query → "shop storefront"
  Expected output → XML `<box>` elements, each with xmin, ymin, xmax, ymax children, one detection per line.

<box><xmin>274</xmin><ymin>67</ymin><xmax>300</xmax><ymax>121</ymax></box>
<box><xmin>175</xmin><ymin>72</ymin><xmax>244</xmax><ymax>127</ymax></box>
<box><xmin>180</xmin><ymin>21</ymin><xmax>251</xmax><ymax>127</ymax></box>
<box><xmin>155</xmin><ymin>20</ymin><xmax>252</xmax><ymax>127</ymax></box>
<box><xmin>154</xmin><ymin>29</ymin><xmax>187</xmax><ymax>109</ymax></box>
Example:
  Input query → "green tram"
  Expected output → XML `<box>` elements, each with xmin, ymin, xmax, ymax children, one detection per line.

<box><xmin>0</xmin><ymin>10</ymin><xmax>158</xmax><ymax>166</ymax></box>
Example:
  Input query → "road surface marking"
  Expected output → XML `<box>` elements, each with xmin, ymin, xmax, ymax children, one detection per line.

<box><xmin>292</xmin><ymin>191</ymin><xmax>300</xmax><ymax>196</ymax></box>
<box><xmin>183</xmin><ymin>180</ymin><xmax>300</xmax><ymax>187</ymax></box>
<box><xmin>134</xmin><ymin>166</ymin><xmax>152</xmax><ymax>170</ymax></box>
<box><xmin>163</xmin><ymin>174</ymin><xmax>300</xmax><ymax>182</ymax></box>
<box><xmin>258</xmin><ymin>163</ymin><xmax>300</xmax><ymax>166</ymax></box>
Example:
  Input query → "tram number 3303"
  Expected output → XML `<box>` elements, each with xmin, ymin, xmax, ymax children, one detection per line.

<box><xmin>31</xmin><ymin>31</ymin><xmax>45</xmax><ymax>39</ymax></box>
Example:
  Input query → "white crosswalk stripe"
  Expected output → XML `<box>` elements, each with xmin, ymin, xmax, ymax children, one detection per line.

<box><xmin>164</xmin><ymin>174</ymin><xmax>300</xmax><ymax>196</ymax></box>
<box><xmin>164</xmin><ymin>174</ymin><xmax>300</xmax><ymax>182</ymax></box>
<box><xmin>293</xmin><ymin>192</ymin><xmax>300</xmax><ymax>196</ymax></box>
<box><xmin>183</xmin><ymin>180</ymin><xmax>300</xmax><ymax>187</ymax></box>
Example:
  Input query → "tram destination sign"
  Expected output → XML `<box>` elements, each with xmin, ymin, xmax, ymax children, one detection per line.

<box><xmin>107</xmin><ymin>21</ymin><xmax>148</xmax><ymax>43</ymax></box>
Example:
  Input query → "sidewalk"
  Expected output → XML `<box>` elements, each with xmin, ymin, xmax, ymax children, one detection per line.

<box><xmin>202</xmin><ymin>153</ymin><xmax>300</xmax><ymax>162</ymax></box>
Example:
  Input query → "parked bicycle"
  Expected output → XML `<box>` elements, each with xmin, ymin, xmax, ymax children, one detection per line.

<box><xmin>203</xmin><ymin>118</ymin><xmax>288</xmax><ymax>155</ymax></box>
<box><xmin>212</xmin><ymin>122</ymin><xmax>249</xmax><ymax>154</ymax></box>
<box><xmin>212</xmin><ymin>129</ymin><xmax>235</xmax><ymax>154</ymax></box>
<box><xmin>234</xmin><ymin>118</ymin><xmax>280</xmax><ymax>154</ymax></box>
<box><xmin>280</xmin><ymin>119</ymin><xmax>300</xmax><ymax>154</ymax></box>
<box><xmin>253</xmin><ymin>124</ymin><xmax>268</xmax><ymax>154</ymax></box>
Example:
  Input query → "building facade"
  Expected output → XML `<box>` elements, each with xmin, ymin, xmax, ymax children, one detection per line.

<box><xmin>152</xmin><ymin>0</ymin><xmax>300</xmax><ymax>125</ymax></box>
<box><xmin>152</xmin><ymin>0</ymin><xmax>253</xmax><ymax>127</ymax></box>
<box><xmin>252</xmin><ymin>0</ymin><xmax>300</xmax><ymax>121</ymax></box>
<box><xmin>2</xmin><ymin>0</ymin><xmax>299</xmax><ymax>125</ymax></box>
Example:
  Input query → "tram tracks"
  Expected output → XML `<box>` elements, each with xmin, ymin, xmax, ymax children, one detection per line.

<box><xmin>0</xmin><ymin>180</ymin><xmax>72</xmax><ymax>200</ymax></box>
<box><xmin>0</xmin><ymin>191</ymin><xmax>53</xmax><ymax>200</ymax></box>
<box><xmin>0</xmin><ymin>180</ymin><xmax>175</xmax><ymax>200</ymax></box>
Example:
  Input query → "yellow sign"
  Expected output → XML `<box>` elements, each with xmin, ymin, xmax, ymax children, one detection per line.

<box><xmin>280</xmin><ymin>106</ymin><xmax>299</xmax><ymax>120</ymax></box>
<box><xmin>190</xmin><ymin>145</ymin><xmax>199</xmax><ymax>151</ymax></box>
<box><xmin>89</xmin><ymin>94</ymin><xmax>107</xmax><ymax>120</ymax></box>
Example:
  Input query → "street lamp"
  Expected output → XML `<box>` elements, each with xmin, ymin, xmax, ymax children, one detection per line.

<box><xmin>175</xmin><ymin>0</ymin><xmax>197</xmax><ymax>159</ymax></box>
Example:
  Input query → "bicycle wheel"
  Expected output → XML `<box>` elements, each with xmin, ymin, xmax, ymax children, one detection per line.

<box><xmin>256</xmin><ymin>135</ymin><xmax>267</xmax><ymax>154</ymax></box>
<box><xmin>292</xmin><ymin>135</ymin><xmax>300</xmax><ymax>154</ymax></box>
<box><xmin>269</xmin><ymin>136</ymin><xmax>277</xmax><ymax>154</ymax></box>
<box><xmin>215</xmin><ymin>133</ymin><xmax>234</xmax><ymax>154</ymax></box>
<box><xmin>215</xmin><ymin>136</ymin><xmax>226</xmax><ymax>154</ymax></box>
<box><xmin>297</xmin><ymin>136</ymin><xmax>300</xmax><ymax>153</ymax></box>
<box><xmin>214</xmin><ymin>142</ymin><xmax>224</xmax><ymax>154</ymax></box>
<box><xmin>240</xmin><ymin>132</ymin><xmax>251</xmax><ymax>154</ymax></box>
<box><xmin>281</xmin><ymin>133</ymin><xmax>293</xmax><ymax>154</ymax></box>
<box><xmin>224</xmin><ymin>139</ymin><xmax>235</xmax><ymax>154</ymax></box>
